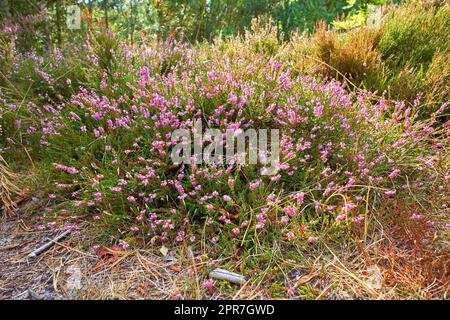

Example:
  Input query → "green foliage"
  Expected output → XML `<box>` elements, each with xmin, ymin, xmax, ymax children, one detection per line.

<box><xmin>333</xmin><ymin>0</ymin><xmax>399</xmax><ymax>30</ymax></box>
<box><xmin>288</xmin><ymin>0</ymin><xmax>449</xmax><ymax>112</ymax></box>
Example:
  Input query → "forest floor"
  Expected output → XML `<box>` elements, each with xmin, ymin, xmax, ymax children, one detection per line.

<box><xmin>0</xmin><ymin>212</ymin><xmax>191</xmax><ymax>300</ymax></box>
<box><xmin>1</xmin><ymin>194</ymin><xmax>448</xmax><ymax>300</ymax></box>
<box><xmin>0</xmin><ymin>214</ymin><xmax>360</xmax><ymax>300</ymax></box>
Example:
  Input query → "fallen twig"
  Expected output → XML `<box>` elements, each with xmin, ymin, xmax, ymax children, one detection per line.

<box><xmin>27</xmin><ymin>230</ymin><xmax>71</xmax><ymax>258</ymax></box>
<box><xmin>27</xmin><ymin>289</ymin><xmax>44</xmax><ymax>300</ymax></box>
<box><xmin>209</xmin><ymin>268</ymin><xmax>246</xmax><ymax>285</ymax></box>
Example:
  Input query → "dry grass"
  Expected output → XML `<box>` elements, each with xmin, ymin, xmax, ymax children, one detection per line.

<box><xmin>1</xmin><ymin>209</ymin><xmax>448</xmax><ymax>300</ymax></box>
<box><xmin>0</xmin><ymin>158</ymin><xmax>21</xmax><ymax>218</ymax></box>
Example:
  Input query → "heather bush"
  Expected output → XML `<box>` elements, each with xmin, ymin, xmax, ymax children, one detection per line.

<box><xmin>1</xmin><ymin>30</ymin><xmax>448</xmax><ymax>253</ymax></box>
<box><xmin>1</xmin><ymin>0</ymin><xmax>449</xmax><ymax>301</ymax></box>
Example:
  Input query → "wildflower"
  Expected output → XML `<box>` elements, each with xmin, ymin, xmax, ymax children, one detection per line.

<box><xmin>118</xmin><ymin>240</ymin><xmax>130</xmax><ymax>250</ymax></box>
<box><xmin>110</xmin><ymin>187</ymin><xmax>122</xmax><ymax>193</ymax></box>
<box><xmin>411</xmin><ymin>214</ymin><xmax>424</xmax><ymax>221</ymax></box>
<box><xmin>307</xmin><ymin>237</ymin><xmax>317</xmax><ymax>243</ymax></box>
<box><xmin>223</xmin><ymin>195</ymin><xmax>232</xmax><ymax>202</ymax></box>
<box><xmin>352</xmin><ymin>215</ymin><xmax>364</xmax><ymax>225</ymax></box>
<box><xmin>249</xmin><ymin>179</ymin><xmax>262</xmax><ymax>191</ymax></box>
<box><xmin>342</xmin><ymin>203</ymin><xmax>357</xmax><ymax>213</ymax></box>
<box><xmin>384</xmin><ymin>189</ymin><xmax>397</xmax><ymax>196</ymax></box>
<box><xmin>389</xmin><ymin>169</ymin><xmax>401</xmax><ymax>181</ymax></box>
<box><xmin>296</xmin><ymin>192</ymin><xmax>305</xmax><ymax>206</ymax></box>
<box><xmin>270</xmin><ymin>175</ymin><xmax>281</xmax><ymax>182</ymax></box>
<box><xmin>335</xmin><ymin>214</ymin><xmax>347</xmax><ymax>223</ymax></box>
<box><xmin>283</xmin><ymin>206</ymin><xmax>297</xmax><ymax>218</ymax></box>
<box><xmin>202</xmin><ymin>279</ymin><xmax>215</xmax><ymax>289</ymax></box>
<box><xmin>286</xmin><ymin>232</ymin><xmax>295</xmax><ymax>240</ymax></box>
<box><xmin>91</xmin><ymin>192</ymin><xmax>101</xmax><ymax>201</ymax></box>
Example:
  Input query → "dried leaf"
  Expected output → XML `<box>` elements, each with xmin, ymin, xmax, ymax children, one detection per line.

<box><xmin>159</xmin><ymin>245</ymin><xmax>168</xmax><ymax>257</ymax></box>
<box><xmin>169</xmin><ymin>265</ymin><xmax>181</xmax><ymax>272</ymax></box>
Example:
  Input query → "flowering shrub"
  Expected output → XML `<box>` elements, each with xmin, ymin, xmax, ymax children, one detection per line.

<box><xmin>0</xmin><ymin>28</ymin><xmax>449</xmax><ymax>252</ymax></box>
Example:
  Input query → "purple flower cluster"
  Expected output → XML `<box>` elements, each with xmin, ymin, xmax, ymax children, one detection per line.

<box><xmin>1</xmin><ymin>36</ymin><xmax>448</xmax><ymax>246</ymax></box>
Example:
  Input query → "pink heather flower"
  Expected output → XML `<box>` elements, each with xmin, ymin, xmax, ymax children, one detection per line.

<box><xmin>249</xmin><ymin>179</ymin><xmax>262</xmax><ymax>191</ymax></box>
<box><xmin>307</xmin><ymin>237</ymin><xmax>317</xmax><ymax>243</ymax></box>
<box><xmin>411</xmin><ymin>214</ymin><xmax>424</xmax><ymax>221</ymax></box>
<box><xmin>48</xmin><ymin>194</ymin><xmax>56</xmax><ymax>199</ymax></box>
<box><xmin>425</xmin><ymin>221</ymin><xmax>435</xmax><ymax>227</ymax></box>
<box><xmin>270</xmin><ymin>175</ymin><xmax>281</xmax><ymax>182</ymax></box>
<box><xmin>389</xmin><ymin>169</ymin><xmax>401</xmax><ymax>181</ymax></box>
<box><xmin>280</xmin><ymin>216</ymin><xmax>289</xmax><ymax>225</ymax></box>
<box><xmin>296</xmin><ymin>192</ymin><xmax>305</xmax><ymax>206</ymax></box>
<box><xmin>202</xmin><ymin>279</ymin><xmax>215</xmax><ymax>289</ymax></box>
<box><xmin>313</xmin><ymin>104</ymin><xmax>323</xmax><ymax>117</ymax></box>
<box><xmin>74</xmin><ymin>201</ymin><xmax>83</xmax><ymax>207</ymax></box>
<box><xmin>206</xmin><ymin>204</ymin><xmax>214</xmax><ymax>211</ymax></box>
<box><xmin>335</xmin><ymin>214</ymin><xmax>347</xmax><ymax>223</ymax></box>
<box><xmin>385</xmin><ymin>189</ymin><xmax>397</xmax><ymax>196</ymax></box>
<box><xmin>232</xmin><ymin>228</ymin><xmax>240</xmax><ymax>236</ymax></box>
<box><xmin>67</xmin><ymin>167</ymin><xmax>79</xmax><ymax>174</ymax></box>
<box><xmin>223</xmin><ymin>195</ymin><xmax>232</xmax><ymax>202</ymax></box>
<box><xmin>127</xmin><ymin>196</ymin><xmax>136</xmax><ymax>202</ymax></box>
<box><xmin>118</xmin><ymin>240</ymin><xmax>130</xmax><ymax>250</ymax></box>
<box><xmin>97</xmin><ymin>174</ymin><xmax>105</xmax><ymax>180</ymax></box>
<box><xmin>286</xmin><ymin>232</ymin><xmax>295</xmax><ymax>240</ymax></box>
<box><xmin>342</xmin><ymin>203</ymin><xmax>357</xmax><ymax>213</ymax></box>
<box><xmin>352</xmin><ymin>214</ymin><xmax>364</xmax><ymax>225</ymax></box>
<box><xmin>174</xmin><ymin>293</ymin><xmax>183</xmax><ymax>300</ymax></box>
<box><xmin>227</xmin><ymin>178</ymin><xmax>235</xmax><ymax>188</ymax></box>
<box><xmin>93</xmin><ymin>192</ymin><xmax>102</xmax><ymax>201</ymax></box>
<box><xmin>283</xmin><ymin>206</ymin><xmax>298</xmax><ymax>218</ymax></box>
<box><xmin>110</xmin><ymin>187</ymin><xmax>122</xmax><ymax>192</ymax></box>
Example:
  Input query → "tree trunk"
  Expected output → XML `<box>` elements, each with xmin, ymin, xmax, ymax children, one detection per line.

<box><xmin>104</xmin><ymin>0</ymin><xmax>109</xmax><ymax>29</ymax></box>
